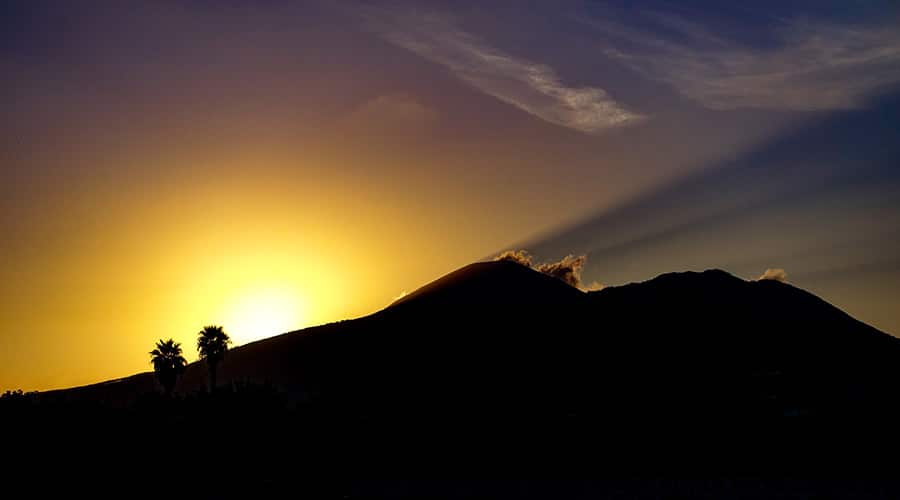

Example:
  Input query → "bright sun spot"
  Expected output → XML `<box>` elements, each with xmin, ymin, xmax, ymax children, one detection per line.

<box><xmin>221</xmin><ymin>287</ymin><xmax>307</xmax><ymax>346</ymax></box>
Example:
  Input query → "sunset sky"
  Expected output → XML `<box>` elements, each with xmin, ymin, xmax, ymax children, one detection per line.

<box><xmin>3</xmin><ymin>0</ymin><xmax>900</xmax><ymax>391</ymax></box>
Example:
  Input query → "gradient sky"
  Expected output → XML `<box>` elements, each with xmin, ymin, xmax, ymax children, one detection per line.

<box><xmin>3</xmin><ymin>0</ymin><xmax>899</xmax><ymax>391</ymax></box>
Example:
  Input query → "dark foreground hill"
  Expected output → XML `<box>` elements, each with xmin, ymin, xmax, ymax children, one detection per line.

<box><xmin>8</xmin><ymin>260</ymin><xmax>900</xmax><ymax>494</ymax></box>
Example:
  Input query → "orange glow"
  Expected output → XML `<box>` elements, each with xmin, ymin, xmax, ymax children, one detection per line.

<box><xmin>4</xmin><ymin>0</ymin><xmax>900</xmax><ymax>398</ymax></box>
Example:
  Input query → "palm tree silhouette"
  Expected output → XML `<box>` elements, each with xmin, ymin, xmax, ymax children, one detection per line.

<box><xmin>197</xmin><ymin>325</ymin><xmax>231</xmax><ymax>392</ymax></box>
<box><xmin>149</xmin><ymin>339</ymin><xmax>187</xmax><ymax>396</ymax></box>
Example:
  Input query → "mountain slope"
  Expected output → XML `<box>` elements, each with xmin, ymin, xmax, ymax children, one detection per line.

<box><xmin>390</xmin><ymin>260</ymin><xmax>584</xmax><ymax>308</ymax></box>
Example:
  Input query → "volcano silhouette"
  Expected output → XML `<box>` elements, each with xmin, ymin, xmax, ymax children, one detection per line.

<box><xmin>43</xmin><ymin>260</ymin><xmax>900</xmax><ymax>417</ymax></box>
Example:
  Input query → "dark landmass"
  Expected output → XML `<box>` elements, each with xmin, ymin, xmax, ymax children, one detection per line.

<box><xmin>5</xmin><ymin>260</ymin><xmax>900</xmax><ymax>495</ymax></box>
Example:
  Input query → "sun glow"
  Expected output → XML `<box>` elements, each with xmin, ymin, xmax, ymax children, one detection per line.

<box><xmin>221</xmin><ymin>287</ymin><xmax>308</xmax><ymax>346</ymax></box>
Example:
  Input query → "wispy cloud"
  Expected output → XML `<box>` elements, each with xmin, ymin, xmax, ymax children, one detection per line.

<box><xmin>590</xmin><ymin>11</ymin><xmax>900</xmax><ymax>111</ymax></box>
<box><xmin>339</xmin><ymin>93</ymin><xmax>439</xmax><ymax>137</ymax></box>
<box><xmin>364</xmin><ymin>8</ymin><xmax>643</xmax><ymax>133</ymax></box>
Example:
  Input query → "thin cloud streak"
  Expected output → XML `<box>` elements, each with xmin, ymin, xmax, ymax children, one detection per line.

<box><xmin>590</xmin><ymin>11</ymin><xmax>900</xmax><ymax>111</ymax></box>
<box><xmin>365</xmin><ymin>8</ymin><xmax>644</xmax><ymax>133</ymax></box>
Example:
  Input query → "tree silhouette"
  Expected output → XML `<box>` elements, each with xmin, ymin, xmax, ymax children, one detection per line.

<box><xmin>149</xmin><ymin>339</ymin><xmax>187</xmax><ymax>396</ymax></box>
<box><xmin>197</xmin><ymin>325</ymin><xmax>231</xmax><ymax>392</ymax></box>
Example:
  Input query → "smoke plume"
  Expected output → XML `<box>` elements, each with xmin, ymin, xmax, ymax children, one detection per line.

<box><xmin>495</xmin><ymin>250</ymin><xmax>596</xmax><ymax>290</ymax></box>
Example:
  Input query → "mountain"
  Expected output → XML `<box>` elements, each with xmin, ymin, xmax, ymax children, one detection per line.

<box><xmin>390</xmin><ymin>260</ymin><xmax>584</xmax><ymax>308</ymax></box>
<box><xmin>584</xmin><ymin>268</ymin><xmax>900</xmax><ymax>416</ymax></box>
<box><xmin>35</xmin><ymin>261</ymin><xmax>900</xmax><ymax>417</ymax></box>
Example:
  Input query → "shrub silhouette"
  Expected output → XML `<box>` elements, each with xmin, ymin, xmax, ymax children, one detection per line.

<box><xmin>197</xmin><ymin>325</ymin><xmax>231</xmax><ymax>392</ymax></box>
<box><xmin>149</xmin><ymin>339</ymin><xmax>187</xmax><ymax>396</ymax></box>
<box><xmin>1</xmin><ymin>389</ymin><xmax>25</xmax><ymax>399</ymax></box>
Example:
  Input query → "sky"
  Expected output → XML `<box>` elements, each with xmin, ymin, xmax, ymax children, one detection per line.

<box><xmin>2</xmin><ymin>0</ymin><xmax>899</xmax><ymax>391</ymax></box>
